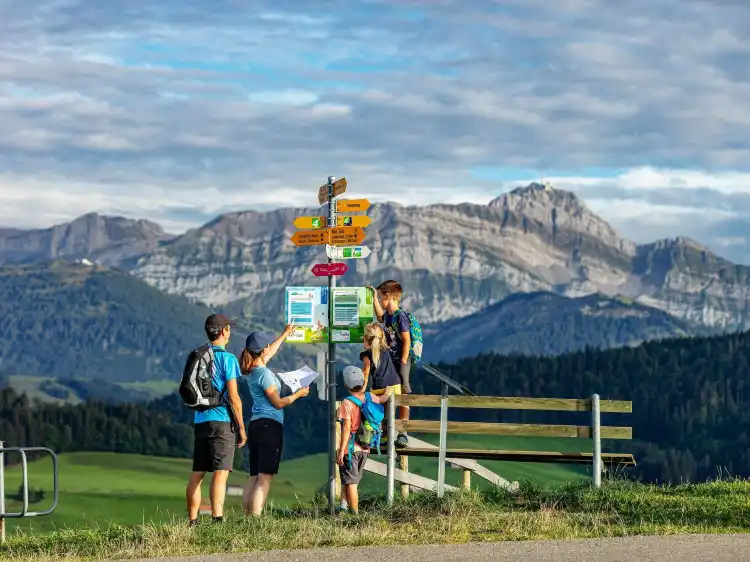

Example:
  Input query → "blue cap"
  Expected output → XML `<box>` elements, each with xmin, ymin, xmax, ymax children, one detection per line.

<box><xmin>245</xmin><ymin>331</ymin><xmax>275</xmax><ymax>354</ymax></box>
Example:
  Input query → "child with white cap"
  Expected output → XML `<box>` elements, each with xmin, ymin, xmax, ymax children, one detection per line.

<box><xmin>336</xmin><ymin>365</ymin><xmax>393</xmax><ymax>514</ymax></box>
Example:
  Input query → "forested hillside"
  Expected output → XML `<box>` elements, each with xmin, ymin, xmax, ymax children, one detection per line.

<box><xmin>0</xmin><ymin>261</ymin><xmax>312</xmax><ymax>383</ymax></box>
<box><xmin>424</xmin><ymin>332</ymin><xmax>750</xmax><ymax>484</ymax></box>
<box><xmin>4</xmin><ymin>328</ymin><xmax>750</xmax><ymax>484</ymax></box>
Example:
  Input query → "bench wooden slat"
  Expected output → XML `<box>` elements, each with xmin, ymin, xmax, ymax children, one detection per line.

<box><xmin>378</xmin><ymin>447</ymin><xmax>636</xmax><ymax>467</ymax></box>
<box><xmin>395</xmin><ymin>395</ymin><xmax>632</xmax><ymax>413</ymax></box>
<box><xmin>395</xmin><ymin>420</ymin><xmax>632</xmax><ymax>439</ymax></box>
<box><xmin>364</xmin><ymin>457</ymin><xmax>458</xmax><ymax>491</ymax></box>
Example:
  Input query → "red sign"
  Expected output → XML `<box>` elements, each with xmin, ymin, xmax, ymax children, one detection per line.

<box><xmin>311</xmin><ymin>262</ymin><xmax>348</xmax><ymax>277</ymax></box>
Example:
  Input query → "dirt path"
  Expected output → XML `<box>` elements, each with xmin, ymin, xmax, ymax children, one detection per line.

<box><xmin>128</xmin><ymin>533</ymin><xmax>750</xmax><ymax>561</ymax></box>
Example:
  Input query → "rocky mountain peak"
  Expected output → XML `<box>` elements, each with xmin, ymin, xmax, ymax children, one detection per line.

<box><xmin>0</xmin><ymin>213</ymin><xmax>170</xmax><ymax>266</ymax></box>
<box><xmin>488</xmin><ymin>182</ymin><xmax>632</xmax><ymax>253</ymax></box>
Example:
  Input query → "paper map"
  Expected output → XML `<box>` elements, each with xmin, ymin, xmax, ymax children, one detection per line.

<box><xmin>276</xmin><ymin>365</ymin><xmax>320</xmax><ymax>393</ymax></box>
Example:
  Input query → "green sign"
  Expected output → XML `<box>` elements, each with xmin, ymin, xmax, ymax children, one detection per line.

<box><xmin>330</xmin><ymin>287</ymin><xmax>374</xmax><ymax>343</ymax></box>
<box><xmin>284</xmin><ymin>286</ymin><xmax>374</xmax><ymax>344</ymax></box>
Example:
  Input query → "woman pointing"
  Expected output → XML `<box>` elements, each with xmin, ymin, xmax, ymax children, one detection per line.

<box><xmin>240</xmin><ymin>326</ymin><xmax>310</xmax><ymax>516</ymax></box>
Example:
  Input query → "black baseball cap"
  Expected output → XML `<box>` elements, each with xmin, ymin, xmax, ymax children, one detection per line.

<box><xmin>204</xmin><ymin>314</ymin><xmax>235</xmax><ymax>332</ymax></box>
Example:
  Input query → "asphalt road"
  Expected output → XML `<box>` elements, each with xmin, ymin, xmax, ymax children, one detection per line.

<box><xmin>130</xmin><ymin>534</ymin><xmax>750</xmax><ymax>562</ymax></box>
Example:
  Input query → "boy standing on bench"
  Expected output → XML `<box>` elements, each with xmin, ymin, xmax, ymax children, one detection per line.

<box><xmin>370</xmin><ymin>280</ymin><xmax>412</xmax><ymax>448</ymax></box>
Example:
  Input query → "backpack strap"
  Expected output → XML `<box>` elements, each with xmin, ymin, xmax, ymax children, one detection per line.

<box><xmin>343</xmin><ymin>395</ymin><xmax>364</xmax><ymax>463</ymax></box>
<box><xmin>345</xmin><ymin>395</ymin><xmax>363</xmax><ymax>408</ymax></box>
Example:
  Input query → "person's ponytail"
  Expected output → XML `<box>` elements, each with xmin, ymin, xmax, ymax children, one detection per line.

<box><xmin>365</xmin><ymin>322</ymin><xmax>387</xmax><ymax>368</ymax></box>
<box><xmin>240</xmin><ymin>348</ymin><xmax>256</xmax><ymax>375</ymax></box>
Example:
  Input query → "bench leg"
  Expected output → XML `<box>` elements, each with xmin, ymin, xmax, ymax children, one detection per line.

<box><xmin>400</xmin><ymin>455</ymin><xmax>410</xmax><ymax>499</ymax></box>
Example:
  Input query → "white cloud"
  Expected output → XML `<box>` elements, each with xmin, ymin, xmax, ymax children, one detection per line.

<box><xmin>0</xmin><ymin>0</ymin><xmax>749</xmax><ymax>261</ymax></box>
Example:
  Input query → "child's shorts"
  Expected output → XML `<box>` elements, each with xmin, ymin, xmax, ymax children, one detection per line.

<box><xmin>340</xmin><ymin>451</ymin><xmax>369</xmax><ymax>485</ymax></box>
<box><xmin>371</xmin><ymin>384</ymin><xmax>401</xmax><ymax>396</ymax></box>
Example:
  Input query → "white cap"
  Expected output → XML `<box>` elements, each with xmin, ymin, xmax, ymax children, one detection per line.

<box><xmin>342</xmin><ymin>366</ymin><xmax>365</xmax><ymax>389</ymax></box>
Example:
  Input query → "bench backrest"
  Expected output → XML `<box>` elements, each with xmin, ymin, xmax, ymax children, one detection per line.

<box><xmin>393</xmin><ymin>395</ymin><xmax>633</xmax><ymax>440</ymax></box>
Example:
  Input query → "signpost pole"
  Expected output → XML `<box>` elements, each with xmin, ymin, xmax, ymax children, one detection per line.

<box><xmin>327</xmin><ymin>176</ymin><xmax>338</xmax><ymax>516</ymax></box>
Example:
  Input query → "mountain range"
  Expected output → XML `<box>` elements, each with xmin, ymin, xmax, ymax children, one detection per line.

<box><xmin>1</xmin><ymin>182</ymin><xmax>747</xmax><ymax>389</ymax></box>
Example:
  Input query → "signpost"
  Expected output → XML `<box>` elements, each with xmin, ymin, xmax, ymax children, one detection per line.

<box><xmin>326</xmin><ymin>245</ymin><xmax>372</xmax><ymax>260</ymax></box>
<box><xmin>329</xmin><ymin>226</ymin><xmax>366</xmax><ymax>246</ymax></box>
<box><xmin>291</xmin><ymin>227</ymin><xmax>366</xmax><ymax>247</ymax></box>
<box><xmin>336</xmin><ymin>198</ymin><xmax>371</xmax><ymax>213</ymax></box>
<box><xmin>312</xmin><ymin>262</ymin><xmax>348</xmax><ymax>277</ymax></box>
<box><xmin>291</xmin><ymin>230</ymin><xmax>328</xmax><ymax>247</ymax></box>
<box><xmin>336</xmin><ymin>215</ymin><xmax>372</xmax><ymax>228</ymax></box>
<box><xmin>318</xmin><ymin>178</ymin><xmax>347</xmax><ymax>205</ymax></box>
<box><xmin>294</xmin><ymin>216</ymin><xmax>327</xmax><ymax>229</ymax></box>
<box><xmin>290</xmin><ymin>176</ymin><xmax>373</xmax><ymax>516</ymax></box>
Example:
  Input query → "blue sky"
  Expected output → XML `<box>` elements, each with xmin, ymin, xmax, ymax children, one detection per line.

<box><xmin>2</xmin><ymin>0</ymin><xmax>750</xmax><ymax>260</ymax></box>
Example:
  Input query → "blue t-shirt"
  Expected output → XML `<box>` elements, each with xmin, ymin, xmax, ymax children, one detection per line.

<box><xmin>248</xmin><ymin>367</ymin><xmax>284</xmax><ymax>425</ymax></box>
<box><xmin>384</xmin><ymin>310</ymin><xmax>411</xmax><ymax>364</ymax></box>
<box><xmin>194</xmin><ymin>345</ymin><xmax>240</xmax><ymax>424</ymax></box>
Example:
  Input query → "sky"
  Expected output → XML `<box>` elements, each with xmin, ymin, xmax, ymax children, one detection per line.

<box><xmin>1</xmin><ymin>0</ymin><xmax>750</xmax><ymax>261</ymax></box>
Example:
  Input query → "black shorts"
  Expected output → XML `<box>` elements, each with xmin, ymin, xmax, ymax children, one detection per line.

<box><xmin>193</xmin><ymin>421</ymin><xmax>235</xmax><ymax>472</ymax></box>
<box><xmin>247</xmin><ymin>418</ymin><xmax>284</xmax><ymax>476</ymax></box>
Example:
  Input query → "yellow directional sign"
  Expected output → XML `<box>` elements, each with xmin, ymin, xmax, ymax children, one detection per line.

<box><xmin>291</xmin><ymin>230</ymin><xmax>328</xmax><ymax>247</ymax></box>
<box><xmin>294</xmin><ymin>216</ymin><xmax>327</xmax><ymax>229</ymax></box>
<box><xmin>317</xmin><ymin>178</ymin><xmax>347</xmax><ymax>204</ymax></box>
<box><xmin>336</xmin><ymin>215</ymin><xmax>372</xmax><ymax>228</ymax></box>
<box><xmin>329</xmin><ymin>226</ymin><xmax>366</xmax><ymax>246</ymax></box>
<box><xmin>336</xmin><ymin>198</ymin><xmax>371</xmax><ymax>213</ymax></box>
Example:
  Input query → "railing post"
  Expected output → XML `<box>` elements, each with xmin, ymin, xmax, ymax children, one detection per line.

<box><xmin>0</xmin><ymin>440</ymin><xmax>5</xmax><ymax>544</ymax></box>
<box><xmin>437</xmin><ymin>382</ymin><xmax>449</xmax><ymax>498</ymax></box>
<box><xmin>591</xmin><ymin>394</ymin><xmax>602</xmax><ymax>488</ymax></box>
<box><xmin>386</xmin><ymin>393</ymin><xmax>396</xmax><ymax>504</ymax></box>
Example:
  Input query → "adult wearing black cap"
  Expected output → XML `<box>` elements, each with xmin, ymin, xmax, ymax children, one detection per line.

<box><xmin>239</xmin><ymin>325</ymin><xmax>310</xmax><ymax>516</ymax></box>
<box><xmin>186</xmin><ymin>314</ymin><xmax>246</xmax><ymax>526</ymax></box>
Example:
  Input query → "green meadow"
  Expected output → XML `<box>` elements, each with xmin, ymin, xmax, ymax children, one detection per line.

<box><xmin>2</xmin><ymin>434</ymin><xmax>589</xmax><ymax>534</ymax></box>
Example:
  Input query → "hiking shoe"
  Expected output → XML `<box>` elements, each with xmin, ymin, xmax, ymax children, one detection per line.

<box><xmin>395</xmin><ymin>433</ymin><xmax>409</xmax><ymax>448</ymax></box>
<box><xmin>188</xmin><ymin>518</ymin><xmax>199</xmax><ymax>527</ymax></box>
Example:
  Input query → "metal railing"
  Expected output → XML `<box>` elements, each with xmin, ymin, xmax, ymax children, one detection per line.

<box><xmin>0</xmin><ymin>441</ymin><xmax>59</xmax><ymax>542</ymax></box>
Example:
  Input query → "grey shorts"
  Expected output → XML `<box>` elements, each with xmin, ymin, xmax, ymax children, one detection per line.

<box><xmin>340</xmin><ymin>451</ymin><xmax>369</xmax><ymax>485</ymax></box>
<box><xmin>395</xmin><ymin>360</ymin><xmax>412</xmax><ymax>394</ymax></box>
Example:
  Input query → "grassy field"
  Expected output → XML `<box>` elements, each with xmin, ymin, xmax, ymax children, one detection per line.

<box><xmin>1</xmin><ymin>434</ymin><xmax>589</xmax><ymax>535</ymax></box>
<box><xmin>3</xmin><ymin>478</ymin><xmax>750</xmax><ymax>561</ymax></box>
<box><xmin>6</xmin><ymin>376</ymin><xmax>174</xmax><ymax>404</ymax></box>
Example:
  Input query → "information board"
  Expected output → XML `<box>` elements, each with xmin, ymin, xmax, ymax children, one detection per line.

<box><xmin>284</xmin><ymin>286</ymin><xmax>374</xmax><ymax>344</ymax></box>
<box><xmin>285</xmin><ymin>287</ymin><xmax>329</xmax><ymax>344</ymax></box>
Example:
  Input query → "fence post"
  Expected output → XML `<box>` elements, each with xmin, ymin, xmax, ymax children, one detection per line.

<box><xmin>591</xmin><ymin>394</ymin><xmax>602</xmax><ymax>488</ymax></box>
<box><xmin>437</xmin><ymin>382</ymin><xmax>449</xmax><ymax>498</ymax></box>
<box><xmin>0</xmin><ymin>440</ymin><xmax>5</xmax><ymax>544</ymax></box>
<box><xmin>386</xmin><ymin>393</ymin><xmax>396</xmax><ymax>504</ymax></box>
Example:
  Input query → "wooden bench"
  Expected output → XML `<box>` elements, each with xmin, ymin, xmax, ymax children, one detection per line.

<box><xmin>382</xmin><ymin>393</ymin><xmax>634</xmax><ymax>502</ymax></box>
